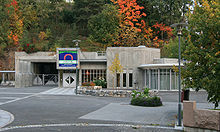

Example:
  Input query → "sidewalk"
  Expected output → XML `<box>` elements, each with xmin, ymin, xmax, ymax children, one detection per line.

<box><xmin>80</xmin><ymin>102</ymin><xmax>218</xmax><ymax>126</ymax></box>
<box><xmin>0</xmin><ymin>110</ymin><xmax>14</xmax><ymax>128</ymax></box>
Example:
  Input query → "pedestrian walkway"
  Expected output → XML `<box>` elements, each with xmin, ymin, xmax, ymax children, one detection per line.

<box><xmin>0</xmin><ymin>110</ymin><xmax>14</xmax><ymax>128</ymax></box>
<box><xmin>80</xmin><ymin>102</ymin><xmax>217</xmax><ymax>126</ymax></box>
<box><xmin>40</xmin><ymin>88</ymin><xmax>76</xmax><ymax>95</ymax></box>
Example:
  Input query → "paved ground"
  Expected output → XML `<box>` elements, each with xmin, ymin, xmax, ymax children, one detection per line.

<box><xmin>0</xmin><ymin>86</ymin><xmax>218</xmax><ymax>132</ymax></box>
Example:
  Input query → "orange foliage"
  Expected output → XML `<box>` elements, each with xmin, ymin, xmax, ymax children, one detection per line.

<box><xmin>111</xmin><ymin>0</ymin><xmax>173</xmax><ymax>48</ymax></box>
<box><xmin>6</xmin><ymin>0</ymin><xmax>23</xmax><ymax>47</ymax></box>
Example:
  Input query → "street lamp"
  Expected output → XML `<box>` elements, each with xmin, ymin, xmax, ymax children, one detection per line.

<box><xmin>171</xmin><ymin>23</ymin><xmax>187</xmax><ymax>127</ymax></box>
<box><xmin>72</xmin><ymin>39</ymin><xmax>81</xmax><ymax>94</ymax></box>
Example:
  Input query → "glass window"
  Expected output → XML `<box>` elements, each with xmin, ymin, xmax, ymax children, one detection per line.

<box><xmin>160</xmin><ymin>69</ymin><xmax>170</xmax><ymax>90</ymax></box>
<box><xmin>171</xmin><ymin>70</ymin><xmax>178</xmax><ymax>90</ymax></box>
<box><xmin>117</xmin><ymin>73</ymin><xmax>120</xmax><ymax>87</ymax></box>
<box><xmin>129</xmin><ymin>73</ymin><xmax>133</xmax><ymax>87</ymax></box>
<box><xmin>146</xmin><ymin>70</ymin><xmax>149</xmax><ymax>88</ymax></box>
<box><xmin>151</xmin><ymin>69</ymin><xmax>158</xmax><ymax>90</ymax></box>
<box><xmin>123</xmin><ymin>73</ymin><xmax>126</xmax><ymax>87</ymax></box>
<box><xmin>81</xmin><ymin>69</ymin><xmax>106</xmax><ymax>83</ymax></box>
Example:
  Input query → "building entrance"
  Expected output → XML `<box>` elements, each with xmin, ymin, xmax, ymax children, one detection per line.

<box><xmin>63</xmin><ymin>73</ymin><xmax>76</xmax><ymax>88</ymax></box>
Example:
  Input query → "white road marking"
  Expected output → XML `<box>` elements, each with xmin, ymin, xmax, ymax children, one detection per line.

<box><xmin>0</xmin><ymin>92</ymin><xmax>35</xmax><ymax>95</ymax></box>
<box><xmin>0</xmin><ymin>97</ymin><xmax>19</xmax><ymax>99</ymax></box>
<box><xmin>40</xmin><ymin>88</ymin><xmax>76</xmax><ymax>95</ymax></box>
<box><xmin>0</xmin><ymin>88</ymin><xmax>76</xmax><ymax>106</ymax></box>
<box><xmin>0</xmin><ymin>123</ymin><xmax>176</xmax><ymax>131</ymax></box>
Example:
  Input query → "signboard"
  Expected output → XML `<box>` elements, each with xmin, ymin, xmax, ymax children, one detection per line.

<box><xmin>57</xmin><ymin>48</ymin><xmax>79</xmax><ymax>69</ymax></box>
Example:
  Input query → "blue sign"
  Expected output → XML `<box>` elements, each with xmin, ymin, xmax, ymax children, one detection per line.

<box><xmin>58</xmin><ymin>51</ymin><xmax>78</xmax><ymax>68</ymax></box>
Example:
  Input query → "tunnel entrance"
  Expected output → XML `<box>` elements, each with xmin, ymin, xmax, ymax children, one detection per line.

<box><xmin>33</xmin><ymin>62</ymin><xmax>58</xmax><ymax>86</ymax></box>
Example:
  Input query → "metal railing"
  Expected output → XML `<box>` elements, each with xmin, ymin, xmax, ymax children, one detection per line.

<box><xmin>97</xmin><ymin>51</ymin><xmax>106</xmax><ymax>56</ymax></box>
<box><xmin>33</xmin><ymin>74</ymin><xmax>58</xmax><ymax>86</ymax></box>
<box><xmin>0</xmin><ymin>71</ymin><xmax>15</xmax><ymax>86</ymax></box>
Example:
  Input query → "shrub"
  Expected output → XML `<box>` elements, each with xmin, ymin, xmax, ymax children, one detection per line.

<box><xmin>82</xmin><ymin>82</ymin><xmax>95</xmax><ymax>86</ymax></box>
<box><xmin>93</xmin><ymin>78</ymin><xmax>107</xmax><ymax>88</ymax></box>
<box><xmin>131</xmin><ymin>88</ymin><xmax>162</xmax><ymax>107</ymax></box>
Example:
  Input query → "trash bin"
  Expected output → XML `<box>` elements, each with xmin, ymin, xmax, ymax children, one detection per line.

<box><xmin>183</xmin><ymin>89</ymin><xmax>190</xmax><ymax>100</ymax></box>
<box><xmin>181</xmin><ymin>91</ymin><xmax>184</xmax><ymax>102</ymax></box>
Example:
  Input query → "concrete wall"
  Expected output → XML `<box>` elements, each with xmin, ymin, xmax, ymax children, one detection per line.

<box><xmin>106</xmin><ymin>47</ymin><xmax>160</xmax><ymax>89</ymax></box>
<box><xmin>153</xmin><ymin>58</ymin><xmax>178</xmax><ymax>64</ymax></box>
<box><xmin>15</xmin><ymin>52</ymin><xmax>56</xmax><ymax>88</ymax></box>
<box><xmin>15</xmin><ymin>47</ymin><xmax>161</xmax><ymax>89</ymax></box>
<box><xmin>183</xmin><ymin>101</ymin><xmax>220</xmax><ymax>131</ymax></box>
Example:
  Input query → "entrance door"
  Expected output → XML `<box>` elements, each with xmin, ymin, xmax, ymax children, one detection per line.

<box><xmin>63</xmin><ymin>73</ymin><xmax>76</xmax><ymax>88</ymax></box>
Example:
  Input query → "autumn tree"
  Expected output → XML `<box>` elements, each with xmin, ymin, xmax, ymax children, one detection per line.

<box><xmin>6</xmin><ymin>0</ymin><xmax>23</xmax><ymax>47</ymax></box>
<box><xmin>108</xmin><ymin>53</ymin><xmax>123</xmax><ymax>89</ymax></box>
<box><xmin>111</xmin><ymin>0</ymin><xmax>173</xmax><ymax>48</ymax></box>
<box><xmin>182</xmin><ymin>0</ymin><xmax>220</xmax><ymax>108</ymax></box>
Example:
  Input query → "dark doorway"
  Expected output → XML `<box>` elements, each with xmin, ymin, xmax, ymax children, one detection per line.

<box><xmin>33</xmin><ymin>62</ymin><xmax>58</xmax><ymax>74</ymax></box>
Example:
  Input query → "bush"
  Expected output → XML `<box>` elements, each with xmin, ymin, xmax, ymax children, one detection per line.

<box><xmin>82</xmin><ymin>82</ymin><xmax>95</xmax><ymax>86</ymax></box>
<box><xmin>131</xmin><ymin>88</ymin><xmax>162</xmax><ymax>107</ymax></box>
<box><xmin>93</xmin><ymin>78</ymin><xmax>107</xmax><ymax>88</ymax></box>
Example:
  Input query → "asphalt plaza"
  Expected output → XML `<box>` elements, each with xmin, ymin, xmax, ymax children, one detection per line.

<box><xmin>0</xmin><ymin>86</ymin><xmax>218</xmax><ymax>132</ymax></box>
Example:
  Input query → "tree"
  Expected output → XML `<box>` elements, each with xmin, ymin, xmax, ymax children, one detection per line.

<box><xmin>108</xmin><ymin>53</ymin><xmax>123</xmax><ymax>89</ymax></box>
<box><xmin>137</xmin><ymin>0</ymin><xmax>190</xmax><ymax>26</ymax></box>
<box><xmin>111</xmin><ymin>0</ymin><xmax>173</xmax><ymax>47</ymax></box>
<box><xmin>88</xmin><ymin>4</ymin><xmax>120</xmax><ymax>45</ymax></box>
<box><xmin>182</xmin><ymin>0</ymin><xmax>220</xmax><ymax>108</ymax></box>
<box><xmin>73</xmin><ymin>0</ymin><xmax>106</xmax><ymax>36</ymax></box>
<box><xmin>161</xmin><ymin>37</ymin><xmax>187</xmax><ymax>58</ymax></box>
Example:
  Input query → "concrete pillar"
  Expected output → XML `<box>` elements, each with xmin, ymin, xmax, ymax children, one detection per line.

<box><xmin>27</xmin><ymin>61</ymin><xmax>32</xmax><ymax>87</ymax></box>
<box><xmin>183</xmin><ymin>101</ymin><xmax>196</xmax><ymax>127</ymax></box>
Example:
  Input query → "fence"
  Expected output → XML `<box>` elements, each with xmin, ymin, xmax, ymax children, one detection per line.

<box><xmin>0</xmin><ymin>71</ymin><xmax>15</xmax><ymax>86</ymax></box>
<box><xmin>33</xmin><ymin>74</ymin><xmax>58</xmax><ymax>86</ymax></box>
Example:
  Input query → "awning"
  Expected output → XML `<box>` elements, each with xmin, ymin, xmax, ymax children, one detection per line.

<box><xmin>138</xmin><ymin>63</ymin><xmax>184</xmax><ymax>69</ymax></box>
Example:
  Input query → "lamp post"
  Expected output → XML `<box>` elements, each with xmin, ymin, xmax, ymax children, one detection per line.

<box><xmin>171</xmin><ymin>23</ymin><xmax>187</xmax><ymax>127</ymax></box>
<box><xmin>73</xmin><ymin>40</ymin><xmax>81</xmax><ymax>94</ymax></box>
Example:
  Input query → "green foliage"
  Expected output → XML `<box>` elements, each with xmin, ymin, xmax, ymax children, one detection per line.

<box><xmin>93</xmin><ymin>78</ymin><xmax>107</xmax><ymax>88</ymax></box>
<box><xmin>137</xmin><ymin>0</ymin><xmax>190</xmax><ymax>26</ymax></box>
<box><xmin>161</xmin><ymin>37</ymin><xmax>187</xmax><ymax>58</ymax></box>
<box><xmin>131</xmin><ymin>96</ymin><xmax>162</xmax><ymax>107</ymax></box>
<box><xmin>88</xmin><ymin>4</ymin><xmax>120</xmax><ymax>45</ymax></box>
<box><xmin>73</xmin><ymin>0</ymin><xmax>106</xmax><ymax>36</ymax></box>
<box><xmin>131</xmin><ymin>88</ymin><xmax>162</xmax><ymax>107</ymax></box>
<box><xmin>182</xmin><ymin>0</ymin><xmax>220</xmax><ymax>108</ymax></box>
<box><xmin>131</xmin><ymin>88</ymin><xmax>150</xmax><ymax>99</ymax></box>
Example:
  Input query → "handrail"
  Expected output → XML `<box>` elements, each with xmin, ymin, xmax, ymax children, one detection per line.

<box><xmin>0</xmin><ymin>71</ymin><xmax>15</xmax><ymax>73</ymax></box>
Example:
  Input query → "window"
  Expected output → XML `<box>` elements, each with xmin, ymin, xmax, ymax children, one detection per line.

<box><xmin>129</xmin><ymin>73</ymin><xmax>133</xmax><ymax>87</ymax></box>
<box><xmin>145</xmin><ymin>70</ymin><xmax>149</xmax><ymax>88</ymax></box>
<box><xmin>160</xmin><ymin>69</ymin><xmax>170</xmax><ymax>90</ymax></box>
<box><xmin>123</xmin><ymin>73</ymin><xmax>126</xmax><ymax>87</ymax></box>
<box><xmin>117</xmin><ymin>73</ymin><xmax>120</xmax><ymax>87</ymax></box>
<box><xmin>151</xmin><ymin>69</ymin><xmax>158</xmax><ymax>90</ymax></box>
<box><xmin>171</xmin><ymin>69</ymin><xmax>178</xmax><ymax>90</ymax></box>
<box><xmin>81</xmin><ymin>69</ymin><xmax>106</xmax><ymax>83</ymax></box>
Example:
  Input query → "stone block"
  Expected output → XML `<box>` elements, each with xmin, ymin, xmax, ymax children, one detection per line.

<box><xmin>183</xmin><ymin>101</ymin><xmax>220</xmax><ymax>131</ymax></box>
<box><xmin>183</xmin><ymin>101</ymin><xmax>196</xmax><ymax>127</ymax></box>
<box><xmin>194</xmin><ymin>109</ymin><xmax>220</xmax><ymax>130</ymax></box>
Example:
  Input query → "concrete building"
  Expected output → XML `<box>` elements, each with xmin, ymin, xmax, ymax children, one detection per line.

<box><xmin>15</xmin><ymin>46</ymin><xmax>181</xmax><ymax>90</ymax></box>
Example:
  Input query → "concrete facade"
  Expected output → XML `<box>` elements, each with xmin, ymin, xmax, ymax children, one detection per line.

<box><xmin>15</xmin><ymin>52</ymin><xmax>56</xmax><ymax>88</ymax></box>
<box><xmin>15</xmin><ymin>47</ymin><xmax>182</xmax><ymax>90</ymax></box>
<box><xmin>106</xmin><ymin>47</ymin><xmax>160</xmax><ymax>89</ymax></box>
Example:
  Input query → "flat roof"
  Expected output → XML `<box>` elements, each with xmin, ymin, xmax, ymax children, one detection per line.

<box><xmin>80</xmin><ymin>59</ymin><xmax>107</xmax><ymax>62</ymax></box>
<box><xmin>138</xmin><ymin>63</ymin><xmax>184</xmax><ymax>69</ymax></box>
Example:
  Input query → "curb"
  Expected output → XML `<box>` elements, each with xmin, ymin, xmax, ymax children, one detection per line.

<box><xmin>0</xmin><ymin>110</ymin><xmax>14</xmax><ymax>128</ymax></box>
